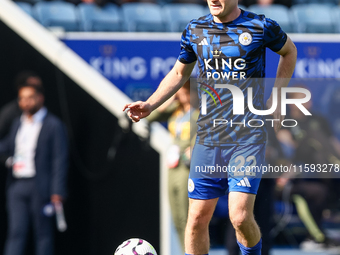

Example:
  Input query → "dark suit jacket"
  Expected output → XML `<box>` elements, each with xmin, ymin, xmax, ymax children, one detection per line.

<box><xmin>0</xmin><ymin>111</ymin><xmax>68</xmax><ymax>200</ymax></box>
<box><xmin>0</xmin><ymin>100</ymin><xmax>21</xmax><ymax>140</ymax></box>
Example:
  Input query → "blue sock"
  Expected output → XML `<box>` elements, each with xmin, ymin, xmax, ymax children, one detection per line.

<box><xmin>237</xmin><ymin>239</ymin><xmax>262</xmax><ymax>255</ymax></box>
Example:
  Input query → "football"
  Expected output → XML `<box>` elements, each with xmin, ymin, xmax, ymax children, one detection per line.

<box><xmin>114</xmin><ymin>238</ymin><xmax>157</xmax><ymax>255</ymax></box>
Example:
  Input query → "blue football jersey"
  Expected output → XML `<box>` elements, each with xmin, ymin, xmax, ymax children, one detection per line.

<box><xmin>178</xmin><ymin>9</ymin><xmax>287</xmax><ymax>146</ymax></box>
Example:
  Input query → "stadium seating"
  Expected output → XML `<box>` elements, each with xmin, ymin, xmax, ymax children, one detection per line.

<box><xmin>14</xmin><ymin>0</ymin><xmax>43</xmax><ymax>5</ymax></box>
<box><xmin>248</xmin><ymin>4</ymin><xmax>293</xmax><ymax>33</ymax></box>
<box><xmin>121</xmin><ymin>3</ymin><xmax>165</xmax><ymax>32</ymax></box>
<box><xmin>291</xmin><ymin>4</ymin><xmax>336</xmax><ymax>33</ymax></box>
<box><xmin>15</xmin><ymin>2</ymin><xmax>33</xmax><ymax>17</ymax></box>
<box><xmin>34</xmin><ymin>1</ymin><xmax>79</xmax><ymax>31</ymax></box>
<box><xmin>292</xmin><ymin>0</ymin><xmax>338</xmax><ymax>6</ymax></box>
<box><xmin>14</xmin><ymin>0</ymin><xmax>340</xmax><ymax>33</ymax></box>
<box><xmin>156</xmin><ymin>0</ymin><xmax>173</xmax><ymax>6</ymax></box>
<box><xmin>204</xmin><ymin>6</ymin><xmax>210</xmax><ymax>15</ymax></box>
<box><xmin>78</xmin><ymin>3</ymin><xmax>122</xmax><ymax>32</ymax></box>
<box><xmin>163</xmin><ymin>4</ymin><xmax>206</xmax><ymax>32</ymax></box>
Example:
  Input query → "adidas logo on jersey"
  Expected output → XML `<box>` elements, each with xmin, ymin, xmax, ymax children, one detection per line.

<box><xmin>236</xmin><ymin>177</ymin><xmax>251</xmax><ymax>187</ymax></box>
<box><xmin>198</xmin><ymin>38</ymin><xmax>208</xmax><ymax>46</ymax></box>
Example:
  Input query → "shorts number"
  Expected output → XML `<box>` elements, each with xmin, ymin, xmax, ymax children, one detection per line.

<box><xmin>233</xmin><ymin>155</ymin><xmax>256</xmax><ymax>177</ymax></box>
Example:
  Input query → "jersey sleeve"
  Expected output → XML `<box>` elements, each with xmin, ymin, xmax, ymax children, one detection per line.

<box><xmin>178</xmin><ymin>23</ymin><xmax>197</xmax><ymax>64</ymax></box>
<box><xmin>263</xmin><ymin>18</ymin><xmax>287</xmax><ymax>52</ymax></box>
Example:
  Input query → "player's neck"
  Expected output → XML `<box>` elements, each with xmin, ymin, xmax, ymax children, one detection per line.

<box><xmin>213</xmin><ymin>7</ymin><xmax>241</xmax><ymax>24</ymax></box>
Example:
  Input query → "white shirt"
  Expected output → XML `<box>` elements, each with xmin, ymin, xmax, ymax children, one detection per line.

<box><xmin>13</xmin><ymin>107</ymin><xmax>47</xmax><ymax>178</ymax></box>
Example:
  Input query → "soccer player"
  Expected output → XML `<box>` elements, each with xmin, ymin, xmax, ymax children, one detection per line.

<box><xmin>123</xmin><ymin>0</ymin><xmax>297</xmax><ymax>254</ymax></box>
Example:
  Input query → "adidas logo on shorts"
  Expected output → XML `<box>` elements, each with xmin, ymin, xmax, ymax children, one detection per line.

<box><xmin>236</xmin><ymin>177</ymin><xmax>251</xmax><ymax>187</ymax></box>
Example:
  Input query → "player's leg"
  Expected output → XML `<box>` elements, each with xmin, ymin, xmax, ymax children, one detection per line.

<box><xmin>228</xmin><ymin>192</ymin><xmax>262</xmax><ymax>253</ymax></box>
<box><xmin>186</xmin><ymin>143</ymin><xmax>229</xmax><ymax>254</ymax></box>
<box><xmin>185</xmin><ymin>198</ymin><xmax>218</xmax><ymax>254</ymax></box>
<box><xmin>226</xmin><ymin>143</ymin><xmax>265</xmax><ymax>255</ymax></box>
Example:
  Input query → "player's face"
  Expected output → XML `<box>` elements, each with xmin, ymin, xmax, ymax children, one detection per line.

<box><xmin>18</xmin><ymin>87</ymin><xmax>44</xmax><ymax>116</ymax></box>
<box><xmin>207</xmin><ymin>0</ymin><xmax>238</xmax><ymax>21</ymax></box>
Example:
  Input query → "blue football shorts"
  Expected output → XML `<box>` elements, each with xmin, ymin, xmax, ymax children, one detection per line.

<box><xmin>188</xmin><ymin>143</ymin><xmax>265</xmax><ymax>199</ymax></box>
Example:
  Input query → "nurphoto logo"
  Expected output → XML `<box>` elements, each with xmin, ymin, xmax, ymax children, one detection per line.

<box><xmin>200</xmin><ymin>83</ymin><xmax>312</xmax><ymax>128</ymax></box>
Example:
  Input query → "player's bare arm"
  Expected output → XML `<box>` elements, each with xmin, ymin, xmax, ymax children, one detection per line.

<box><xmin>123</xmin><ymin>60</ymin><xmax>196</xmax><ymax>122</ymax></box>
<box><xmin>267</xmin><ymin>36</ymin><xmax>297</xmax><ymax>133</ymax></box>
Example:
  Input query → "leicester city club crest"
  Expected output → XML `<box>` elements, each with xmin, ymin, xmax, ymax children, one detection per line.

<box><xmin>239</xmin><ymin>32</ymin><xmax>252</xmax><ymax>46</ymax></box>
<box><xmin>188</xmin><ymin>178</ymin><xmax>195</xmax><ymax>192</ymax></box>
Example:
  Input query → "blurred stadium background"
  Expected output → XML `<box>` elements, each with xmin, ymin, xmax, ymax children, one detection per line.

<box><xmin>0</xmin><ymin>0</ymin><xmax>340</xmax><ymax>254</ymax></box>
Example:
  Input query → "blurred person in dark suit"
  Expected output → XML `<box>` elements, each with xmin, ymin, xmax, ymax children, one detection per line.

<box><xmin>0</xmin><ymin>81</ymin><xmax>68</xmax><ymax>255</ymax></box>
<box><xmin>0</xmin><ymin>70</ymin><xmax>43</xmax><ymax>253</ymax></box>
<box><xmin>0</xmin><ymin>71</ymin><xmax>42</xmax><ymax>140</ymax></box>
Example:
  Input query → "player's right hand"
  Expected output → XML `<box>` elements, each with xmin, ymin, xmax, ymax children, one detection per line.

<box><xmin>123</xmin><ymin>101</ymin><xmax>152</xmax><ymax>123</ymax></box>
